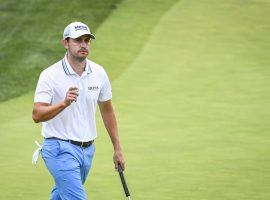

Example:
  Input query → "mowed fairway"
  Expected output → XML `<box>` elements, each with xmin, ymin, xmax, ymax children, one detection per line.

<box><xmin>1</xmin><ymin>0</ymin><xmax>270</xmax><ymax>200</ymax></box>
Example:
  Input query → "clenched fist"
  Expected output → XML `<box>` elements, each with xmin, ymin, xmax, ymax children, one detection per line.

<box><xmin>64</xmin><ymin>86</ymin><xmax>79</xmax><ymax>106</ymax></box>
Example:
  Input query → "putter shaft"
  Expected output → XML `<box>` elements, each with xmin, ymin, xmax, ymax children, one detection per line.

<box><xmin>118</xmin><ymin>164</ymin><xmax>131</xmax><ymax>198</ymax></box>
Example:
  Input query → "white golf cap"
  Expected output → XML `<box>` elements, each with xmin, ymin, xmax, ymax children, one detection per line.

<box><xmin>63</xmin><ymin>22</ymin><xmax>95</xmax><ymax>40</ymax></box>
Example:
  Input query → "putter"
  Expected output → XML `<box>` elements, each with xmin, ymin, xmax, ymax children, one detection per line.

<box><xmin>118</xmin><ymin>164</ymin><xmax>131</xmax><ymax>200</ymax></box>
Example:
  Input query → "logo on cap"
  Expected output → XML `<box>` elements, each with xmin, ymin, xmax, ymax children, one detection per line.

<box><xmin>75</xmin><ymin>25</ymin><xmax>88</xmax><ymax>31</ymax></box>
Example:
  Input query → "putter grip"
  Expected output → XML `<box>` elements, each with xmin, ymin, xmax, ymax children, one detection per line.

<box><xmin>118</xmin><ymin>164</ymin><xmax>130</xmax><ymax>197</ymax></box>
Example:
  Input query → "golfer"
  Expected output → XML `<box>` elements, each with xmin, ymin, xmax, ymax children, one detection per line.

<box><xmin>32</xmin><ymin>21</ymin><xmax>125</xmax><ymax>199</ymax></box>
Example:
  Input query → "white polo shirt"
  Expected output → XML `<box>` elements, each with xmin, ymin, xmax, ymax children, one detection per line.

<box><xmin>34</xmin><ymin>55</ymin><xmax>112</xmax><ymax>141</ymax></box>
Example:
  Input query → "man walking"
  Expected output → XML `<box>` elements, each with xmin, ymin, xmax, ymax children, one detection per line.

<box><xmin>32</xmin><ymin>21</ymin><xmax>125</xmax><ymax>199</ymax></box>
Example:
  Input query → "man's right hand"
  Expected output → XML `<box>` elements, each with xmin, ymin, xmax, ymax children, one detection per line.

<box><xmin>64</xmin><ymin>86</ymin><xmax>79</xmax><ymax>106</ymax></box>
<box><xmin>32</xmin><ymin>86</ymin><xmax>79</xmax><ymax>123</ymax></box>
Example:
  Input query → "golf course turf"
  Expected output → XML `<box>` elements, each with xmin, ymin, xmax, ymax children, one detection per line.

<box><xmin>0</xmin><ymin>0</ymin><xmax>270</xmax><ymax>199</ymax></box>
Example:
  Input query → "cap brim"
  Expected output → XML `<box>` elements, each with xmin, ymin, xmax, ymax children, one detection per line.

<box><xmin>81</xmin><ymin>33</ymin><xmax>95</xmax><ymax>39</ymax></box>
<box><xmin>89</xmin><ymin>34</ymin><xmax>96</xmax><ymax>39</ymax></box>
<box><xmin>69</xmin><ymin>33</ymin><xmax>95</xmax><ymax>40</ymax></box>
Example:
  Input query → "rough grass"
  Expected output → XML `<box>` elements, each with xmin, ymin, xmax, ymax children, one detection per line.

<box><xmin>0</xmin><ymin>0</ymin><xmax>123</xmax><ymax>102</ymax></box>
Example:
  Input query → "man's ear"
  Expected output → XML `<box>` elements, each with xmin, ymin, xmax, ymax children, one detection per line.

<box><xmin>61</xmin><ymin>39</ymin><xmax>68</xmax><ymax>49</ymax></box>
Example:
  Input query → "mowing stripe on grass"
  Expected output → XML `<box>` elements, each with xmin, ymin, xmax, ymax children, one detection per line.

<box><xmin>91</xmin><ymin>0</ymin><xmax>179</xmax><ymax>80</ymax></box>
<box><xmin>95</xmin><ymin>0</ymin><xmax>270</xmax><ymax>199</ymax></box>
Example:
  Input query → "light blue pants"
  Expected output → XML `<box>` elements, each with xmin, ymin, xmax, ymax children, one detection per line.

<box><xmin>42</xmin><ymin>139</ymin><xmax>95</xmax><ymax>200</ymax></box>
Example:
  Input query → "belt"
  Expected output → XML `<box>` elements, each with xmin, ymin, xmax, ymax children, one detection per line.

<box><xmin>46</xmin><ymin>137</ymin><xmax>94</xmax><ymax>148</ymax></box>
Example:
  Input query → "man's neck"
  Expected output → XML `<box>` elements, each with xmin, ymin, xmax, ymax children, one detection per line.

<box><xmin>67</xmin><ymin>54</ymin><xmax>86</xmax><ymax>76</ymax></box>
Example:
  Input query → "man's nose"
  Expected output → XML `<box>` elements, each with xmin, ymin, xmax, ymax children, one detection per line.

<box><xmin>81</xmin><ymin>41</ymin><xmax>87</xmax><ymax>48</ymax></box>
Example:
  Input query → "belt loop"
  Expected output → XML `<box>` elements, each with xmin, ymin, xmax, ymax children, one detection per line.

<box><xmin>81</xmin><ymin>142</ymin><xmax>84</xmax><ymax>148</ymax></box>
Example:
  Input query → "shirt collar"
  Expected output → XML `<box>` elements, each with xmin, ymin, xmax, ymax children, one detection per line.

<box><xmin>85</xmin><ymin>60</ymin><xmax>92</xmax><ymax>75</ymax></box>
<box><xmin>62</xmin><ymin>54</ymin><xmax>92</xmax><ymax>75</ymax></box>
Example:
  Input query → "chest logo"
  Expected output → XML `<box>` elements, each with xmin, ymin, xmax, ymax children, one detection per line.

<box><xmin>88</xmin><ymin>86</ymin><xmax>99</xmax><ymax>91</ymax></box>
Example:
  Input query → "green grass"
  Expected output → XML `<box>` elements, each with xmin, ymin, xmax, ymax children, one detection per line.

<box><xmin>1</xmin><ymin>0</ymin><xmax>270</xmax><ymax>199</ymax></box>
<box><xmin>0</xmin><ymin>0</ymin><xmax>123</xmax><ymax>102</ymax></box>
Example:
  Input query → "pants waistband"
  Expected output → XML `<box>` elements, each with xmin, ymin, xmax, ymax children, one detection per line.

<box><xmin>46</xmin><ymin>137</ymin><xmax>94</xmax><ymax>148</ymax></box>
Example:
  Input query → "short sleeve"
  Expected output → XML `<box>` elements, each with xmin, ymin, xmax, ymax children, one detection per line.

<box><xmin>34</xmin><ymin>71</ymin><xmax>53</xmax><ymax>104</ymax></box>
<box><xmin>98</xmin><ymin>70</ymin><xmax>112</xmax><ymax>102</ymax></box>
